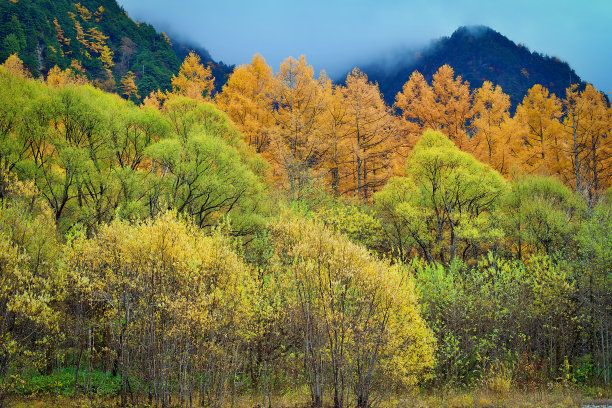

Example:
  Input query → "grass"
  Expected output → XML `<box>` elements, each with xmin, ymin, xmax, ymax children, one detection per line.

<box><xmin>4</xmin><ymin>372</ymin><xmax>611</xmax><ymax>408</ymax></box>
<box><xmin>7</xmin><ymin>367</ymin><xmax>120</xmax><ymax>398</ymax></box>
<box><xmin>8</xmin><ymin>395</ymin><xmax>121</xmax><ymax>408</ymax></box>
<box><xmin>5</xmin><ymin>389</ymin><xmax>610</xmax><ymax>408</ymax></box>
<box><xmin>391</xmin><ymin>389</ymin><xmax>579</xmax><ymax>408</ymax></box>
<box><xmin>385</xmin><ymin>384</ymin><xmax>612</xmax><ymax>408</ymax></box>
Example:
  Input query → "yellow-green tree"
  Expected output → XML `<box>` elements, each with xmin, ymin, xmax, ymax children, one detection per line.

<box><xmin>0</xmin><ymin>179</ymin><xmax>64</xmax><ymax>405</ymax></box>
<box><xmin>374</xmin><ymin>130</ymin><xmax>506</xmax><ymax>264</ymax></box>
<box><xmin>146</xmin><ymin>96</ymin><xmax>269</xmax><ymax>234</ymax></box>
<box><xmin>0</xmin><ymin>65</ymin><xmax>40</xmax><ymax>198</ymax></box>
<box><xmin>499</xmin><ymin>175</ymin><xmax>587</xmax><ymax>259</ymax></box>
<box><xmin>269</xmin><ymin>216</ymin><xmax>434</xmax><ymax>408</ymax></box>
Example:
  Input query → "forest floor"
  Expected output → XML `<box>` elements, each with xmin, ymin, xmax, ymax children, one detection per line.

<box><xmin>7</xmin><ymin>388</ymin><xmax>612</xmax><ymax>408</ymax></box>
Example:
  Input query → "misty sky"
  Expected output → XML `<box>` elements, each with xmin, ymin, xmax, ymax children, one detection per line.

<box><xmin>117</xmin><ymin>0</ymin><xmax>612</xmax><ymax>94</ymax></box>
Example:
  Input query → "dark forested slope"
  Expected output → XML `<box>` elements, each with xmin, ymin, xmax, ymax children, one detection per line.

<box><xmin>0</xmin><ymin>0</ymin><xmax>232</xmax><ymax>97</ymax></box>
<box><xmin>362</xmin><ymin>26</ymin><xmax>582</xmax><ymax>109</ymax></box>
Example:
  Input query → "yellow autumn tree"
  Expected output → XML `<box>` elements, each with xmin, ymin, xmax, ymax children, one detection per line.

<box><xmin>143</xmin><ymin>89</ymin><xmax>169</xmax><ymax>109</ymax></box>
<box><xmin>162</xmin><ymin>31</ymin><xmax>172</xmax><ymax>46</ymax></box>
<box><xmin>99</xmin><ymin>44</ymin><xmax>114</xmax><ymax>69</ymax></box>
<box><xmin>86</xmin><ymin>26</ymin><xmax>108</xmax><ymax>54</ymax></box>
<box><xmin>53</xmin><ymin>18</ymin><xmax>71</xmax><ymax>55</ymax></box>
<box><xmin>395</xmin><ymin>70</ymin><xmax>437</xmax><ymax>137</ymax></box>
<box><xmin>269</xmin><ymin>55</ymin><xmax>329</xmax><ymax>198</ymax></box>
<box><xmin>69</xmin><ymin>59</ymin><xmax>84</xmax><ymax>74</ymax></box>
<box><xmin>64</xmin><ymin>213</ymin><xmax>253</xmax><ymax>407</ymax></box>
<box><xmin>216</xmin><ymin>54</ymin><xmax>275</xmax><ymax>153</ymax></box>
<box><xmin>320</xmin><ymin>79</ymin><xmax>352</xmax><ymax>195</ymax></box>
<box><xmin>471</xmin><ymin>81</ymin><xmax>521</xmax><ymax>174</ymax></box>
<box><xmin>94</xmin><ymin>6</ymin><xmax>104</xmax><ymax>22</ymax></box>
<box><xmin>1</xmin><ymin>54</ymin><xmax>30</xmax><ymax>78</ymax></box>
<box><xmin>269</xmin><ymin>216</ymin><xmax>435</xmax><ymax>408</ymax></box>
<box><xmin>46</xmin><ymin>65</ymin><xmax>88</xmax><ymax>87</ymax></box>
<box><xmin>120</xmin><ymin>71</ymin><xmax>139</xmax><ymax>101</ymax></box>
<box><xmin>561</xmin><ymin>83</ymin><xmax>611</xmax><ymax>201</ymax></box>
<box><xmin>395</xmin><ymin>65</ymin><xmax>473</xmax><ymax>149</ymax></box>
<box><xmin>68</xmin><ymin>12</ymin><xmax>89</xmax><ymax>50</ymax></box>
<box><xmin>514</xmin><ymin>84</ymin><xmax>564</xmax><ymax>176</ymax></box>
<box><xmin>171</xmin><ymin>51</ymin><xmax>215</xmax><ymax>101</ymax></box>
<box><xmin>74</xmin><ymin>2</ymin><xmax>92</xmax><ymax>21</ymax></box>
<box><xmin>430</xmin><ymin>64</ymin><xmax>473</xmax><ymax>149</ymax></box>
<box><xmin>340</xmin><ymin>68</ymin><xmax>400</xmax><ymax>199</ymax></box>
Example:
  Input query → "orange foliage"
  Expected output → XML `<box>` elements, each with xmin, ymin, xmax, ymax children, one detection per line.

<box><xmin>514</xmin><ymin>84</ymin><xmax>563</xmax><ymax>176</ymax></box>
<box><xmin>216</xmin><ymin>54</ymin><xmax>275</xmax><ymax>154</ymax></box>
<box><xmin>395</xmin><ymin>65</ymin><xmax>473</xmax><ymax>149</ymax></box>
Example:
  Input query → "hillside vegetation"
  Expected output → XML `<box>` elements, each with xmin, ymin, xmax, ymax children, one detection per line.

<box><xmin>0</xmin><ymin>0</ymin><xmax>232</xmax><ymax>98</ymax></box>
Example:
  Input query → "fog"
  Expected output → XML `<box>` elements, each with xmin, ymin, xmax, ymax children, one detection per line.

<box><xmin>117</xmin><ymin>0</ymin><xmax>612</xmax><ymax>94</ymax></box>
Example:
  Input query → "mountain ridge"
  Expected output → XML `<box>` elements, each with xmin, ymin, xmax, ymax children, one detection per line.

<box><xmin>357</xmin><ymin>25</ymin><xmax>584</xmax><ymax>109</ymax></box>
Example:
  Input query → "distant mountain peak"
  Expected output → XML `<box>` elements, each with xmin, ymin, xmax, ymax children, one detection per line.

<box><xmin>358</xmin><ymin>26</ymin><xmax>582</xmax><ymax>109</ymax></box>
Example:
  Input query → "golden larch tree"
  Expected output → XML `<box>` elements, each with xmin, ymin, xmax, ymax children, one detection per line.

<box><xmin>395</xmin><ymin>70</ymin><xmax>437</xmax><ymax>136</ymax></box>
<box><xmin>74</xmin><ymin>2</ymin><xmax>92</xmax><ymax>21</ymax></box>
<box><xmin>143</xmin><ymin>89</ymin><xmax>169</xmax><ymax>110</ymax></box>
<box><xmin>46</xmin><ymin>65</ymin><xmax>88</xmax><ymax>87</ymax></box>
<box><xmin>430</xmin><ymin>64</ymin><xmax>474</xmax><ymax>149</ymax></box>
<box><xmin>471</xmin><ymin>81</ymin><xmax>521</xmax><ymax>174</ymax></box>
<box><xmin>269</xmin><ymin>55</ymin><xmax>329</xmax><ymax>198</ymax></box>
<box><xmin>395</xmin><ymin>65</ymin><xmax>473</xmax><ymax>150</ymax></box>
<box><xmin>70</xmin><ymin>59</ymin><xmax>85</xmax><ymax>74</ymax></box>
<box><xmin>2</xmin><ymin>54</ymin><xmax>30</xmax><ymax>78</ymax></box>
<box><xmin>171</xmin><ymin>51</ymin><xmax>215</xmax><ymax>101</ymax></box>
<box><xmin>216</xmin><ymin>54</ymin><xmax>275</xmax><ymax>154</ymax></box>
<box><xmin>86</xmin><ymin>26</ymin><xmax>108</xmax><ymax>54</ymax></box>
<box><xmin>514</xmin><ymin>84</ymin><xmax>564</xmax><ymax>176</ymax></box>
<box><xmin>94</xmin><ymin>6</ymin><xmax>104</xmax><ymax>22</ymax></box>
<box><xmin>53</xmin><ymin>18</ymin><xmax>71</xmax><ymax>55</ymax></box>
<box><xmin>320</xmin><ymin>80</ymin><xmax>351</xmax><ymax>196</ymax></box>
<box><xmin>120</xmin><ymin>71</ymin><xmax>139</xmax><ymax>101</ymax></box>
<box><xmin>341</xmin><ymin>68</ymin><xmax>400</xmax><ymax>199</ymax></box>
<box><xmin>99</xmin><ymin>45</ymin><xmax>114</xmax><ymax>69</ymax></box>
<box><xmin>562</xmin><ymin>83</ymin><xmax>612</xmax><ymax>201</ymax></box>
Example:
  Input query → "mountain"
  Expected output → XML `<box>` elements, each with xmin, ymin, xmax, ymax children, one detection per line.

<box><xmin>0</xmin><ymin>0</ymin><xmax>232</xmax><ymax>98</ymax></box>
<box><xmin>360</xmin><ymin>26</ymin><xmax>582</xmax><ymax>109</ymax></box>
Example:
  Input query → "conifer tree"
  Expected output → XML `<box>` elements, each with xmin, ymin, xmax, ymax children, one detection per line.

<box><xmin>171</xmin><ymin>51</ymin><xmax>215</xmax><ymax>101</ymax></box>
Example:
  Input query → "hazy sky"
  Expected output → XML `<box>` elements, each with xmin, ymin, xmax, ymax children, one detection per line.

<box><xmin>117</xmin><ymin>0</ymin><xmax>612</xmax><ymax>94</ymax></box>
